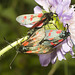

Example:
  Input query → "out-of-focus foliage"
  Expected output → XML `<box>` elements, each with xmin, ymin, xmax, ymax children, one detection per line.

<box><xmin>0</xmin><ymin>0</ymin><xmax>75</xmax><ymax>75</ymax></box>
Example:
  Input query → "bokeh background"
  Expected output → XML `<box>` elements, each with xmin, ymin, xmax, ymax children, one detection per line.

<box><xmin>0</xmin><ymin>0</ymin><xmax>75</xmax><ymax>75</ymax></box>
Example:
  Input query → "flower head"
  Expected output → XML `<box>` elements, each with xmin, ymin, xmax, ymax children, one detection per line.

<box><xmin>17</xmin><ymin>0</ymin><xmax>75</xmax><ymax>66</ymax></box>
<box><xmin>35</xmin><ymin>0</ymin><xmax>73</xmax><ymax>26</ymax></box>
<box><xmin>34</xmin><ymin>0</ymin><xmax>75</xmax><ymax>66</ymax></box>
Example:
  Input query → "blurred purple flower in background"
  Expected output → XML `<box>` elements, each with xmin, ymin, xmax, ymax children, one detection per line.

<box><xmin>34</xmin><ymin>0</ymin><xmax>75</xmax><ymax>66</ymax></box>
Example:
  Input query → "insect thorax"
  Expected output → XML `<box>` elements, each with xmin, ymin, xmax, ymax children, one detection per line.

<box><xmin>42</xmin><ymin>13</ymin><xmax>58</xmax><ymax>30</ymax></box>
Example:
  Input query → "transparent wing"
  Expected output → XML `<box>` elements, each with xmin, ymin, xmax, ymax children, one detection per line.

<box><xmin>22</xmin><ymin>27</ymin><xmax>45</xmax><ymax>47</ymax></box>
<box><xmin>22</xmin><ymin>30</ymin><xmax>64</xmax><ymax>54</ymax></box>
<box><xmin>16</xmin><ymin>13</ymin><xmax>43</xmax><ymax>27</ymax></box>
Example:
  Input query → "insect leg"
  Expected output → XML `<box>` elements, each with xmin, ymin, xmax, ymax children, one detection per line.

<box><xmin>9</xmin><ymin>51</ymin><xmax>19</xmax><ymax>69</ymax></box>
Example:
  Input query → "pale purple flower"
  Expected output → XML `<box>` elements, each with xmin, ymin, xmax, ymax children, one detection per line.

<box><xmin>35</xmin><ymin>0</ymin><xmax>73</xmax><ymax>26</ymax></box>
<box><xmin>17</xmin><ymin>0</ymin><xmax>75</xmax><ymax>66</ymax></box>
<box><xmin>68</xmin><ymin>5</ymin><xmax>75</xmax><ymax>45</ymax></box>
<box><xmin>34</xmin><ymin>0</ymin><xmax>75</xmax><ymax>66</ymax></box>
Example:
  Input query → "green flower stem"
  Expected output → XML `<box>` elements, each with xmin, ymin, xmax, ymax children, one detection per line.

<box><xmin>48</xmin><ymin>60</ymin><xmax>60</xmax><ymax>75</ymax></box>
<box><xmin>0</xmin><ymin>36</ymin><xmax>28</xmax><ymax>56</ymax></box>
<box><xmin>64</xmin><ymin>61</ymin><xmax>68</xmax><ymax>75</ymax></box>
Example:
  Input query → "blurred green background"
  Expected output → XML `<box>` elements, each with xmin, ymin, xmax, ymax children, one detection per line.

<box><xmin>0</xmin><ymin>0</ymin><xmax>75</xmax><ymax>75</ymax></box>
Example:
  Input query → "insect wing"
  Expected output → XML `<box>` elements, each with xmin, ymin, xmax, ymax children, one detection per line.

<box><xmin>43</xmin><ymin>30</ymin><xmax>64</xmax><ymax>47</ymax></box>
<box><xmin>31</xmin><ymin>18</ymin><xmax>46</xmax><ymax>29</ymax></box>
<box><xmin>22</xmin><ymin>27</ymin><xmax>45</xmax><ymax>47</ymax></box>
<box><xmin>30</xmin><ymin>30</ymin><xmax>65</xmax><ymax>54</ymax></box>
<box><xmin>19</xmin><ymin>29</ymin><xmax>66</xmax><ymax>54</ymax></box>
<box><xmin>25</xmin><ymin>45</ymin><xmax>52</xmax><ymax>54</ymax></box>
<box><xmin>16</xmin><ymin>13</ymin><xmax>43</xmax><ymax>28</ymax></box>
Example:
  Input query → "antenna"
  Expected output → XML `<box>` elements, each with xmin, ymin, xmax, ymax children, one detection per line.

<box><xmin>4</xmin><ymin>37</ymin><xmax>14</xmax><ymax>48</ymax></box>
<box><xmin>4</xmin><ymin>37</ymin><xmax>17</xmax><ymax>50</ymax></box>
<box><xmin>3</xmin><ymin>37</ymin><xmax>19</xmax><ymax>69</ymax></box>
<box><xmin>9</xmin><ymin>51</ymin><xmax>19</xmax><ymax>69</ymax></box>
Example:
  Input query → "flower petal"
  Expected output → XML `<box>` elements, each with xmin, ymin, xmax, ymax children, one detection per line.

<box><xmin>62</xmin><ymin>8</ymin><xmax>73</xmax><ymax>20</ymax></box>
<box><xmin>68</xmin><ymin>11</ymin><xmax>75</xmax><ymax>44</ymax></box>
<box><xmin>51</xmin><ymin>56</ymin><xmax>57</xmax><ymax>64</ymax></box>
<box><xmin>50</xmin><ymin>51</ymin><xmax>57</xmax><ymax>64</ymax></box>
<box><xmin>48</xmin><ymin>0</ymin><xmax>57</xmax><ymax>7</ymax></box>
<box><xmin>62</xmin><ymin>0</ymin><xmax>71</xmax><ymax>8</ymax></box>
<box><xmin>57</xmin><ymin>50</ymin><xmax>66</xmax><ymax>61</ymax></box>
<box><xmin>62</xmin><ymin>42</ymin><xmax>71</xmax><ymax>52</ymax></box>
<box><xmin>56</xmin><ymin>0</ymin><xmax>62</xmax><ymax>4</ymax></box>
<box><xmin>38</xmin><ymin>54</ymin><xmax>51</xmax><ymax>66</ymax></box>
<box><xmin>48</xmin><ymin>0</ymin><xmax>62</xmax><ymax>7</ymax></box>
<box><xmin>35</xmin><ymin>0</ymin><xmax>49</xmax><ymax>12</ymax></box>
<box><xmin>34</xmin><ymin>6</ymin><xmax>42</xmax><ymax>14</ymax></box>
<box><xmin>70</xmin><ymin>49</ymin><xmax>75</xmax><ymax>58</ymax></box>
<box><xmin>61</xmin><ymin>48</ymin><xmax>66</xmax><ymax>55</ymax></box>
<box><xmin>56</xmin><ymin>4</ymin><xmax>63</xmax><ymax>17</ymax></box>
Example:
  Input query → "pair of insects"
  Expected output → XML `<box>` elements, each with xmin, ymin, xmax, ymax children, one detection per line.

<box><xmin>16</xmin><ymin>12</ymin><xmax>70</xmax><ymax>54</ymax></box>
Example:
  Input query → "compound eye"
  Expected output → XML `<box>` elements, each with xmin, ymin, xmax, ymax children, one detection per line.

<box><xmin>50</xmin><ymin>12</ymin><xmax>53</xmax><ymax>16</ymax></box>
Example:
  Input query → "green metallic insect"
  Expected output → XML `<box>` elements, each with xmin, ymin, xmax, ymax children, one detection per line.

<box><xmin>16</xmin><ymin>12</ymin><xmax>70</xmax><ymax>54</ymax></box>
